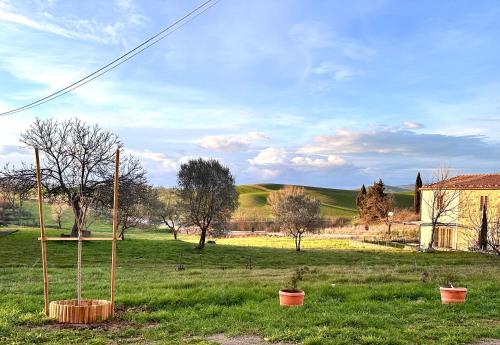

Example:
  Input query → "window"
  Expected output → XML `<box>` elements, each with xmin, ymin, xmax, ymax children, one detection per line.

<box><xmin>480</xmin><ymin>196</ymin><xmax>489</xmax><ymax>210</ymax></box>
<box><xmin>436</xmin><ymin>194</ymin><xmax>444</xmax><ymax>209</ymax></box>
<box><xmin>436</xmin><ymin>227</ymin><xmax>453</xmax><ymax>248</ymax></box>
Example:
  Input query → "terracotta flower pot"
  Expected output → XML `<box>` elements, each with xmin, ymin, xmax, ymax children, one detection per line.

<box><xmin>279</xmin><ymin>289</ymin><xmax>305</xmax><ymax>306</ymax></box>
<box><xmin>440</xmin><ymin>287</ymin><xmax>467</xmax><ymax>304</ymax></box>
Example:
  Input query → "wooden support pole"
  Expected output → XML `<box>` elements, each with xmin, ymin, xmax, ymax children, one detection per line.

<box><xmin>35</xmin><ymin>148</ymin><xmax>49</xmax><ymax>316</ymax></box>
<box><xmin>38</xmin><ymin>237</ymin><xmax>121</xmax><ymax>241</ymax></box>
<box><xmin>110</xmin><ymin>149</ymin><xmax>120</xmax><ymax>316</ymax></box>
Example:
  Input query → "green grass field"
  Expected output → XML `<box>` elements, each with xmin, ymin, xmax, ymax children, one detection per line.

<box><xmin>1</xmin><ymin>227</ymin><xmax>499</xmax><ymax>344</ymax></box>
<box><xmin>16</xmin><ymin>199</ymin><xmax>115</xmax><ymax>232</ymax></box>
<box><xmin>236</xmin><ymin>184</ymin><xmax>414</xmax><ymax>219</ymax></box>
<box><xmin>10</xmin><ymin>185</ymin><xmax>413</xmax><ymax>231</ymax></box>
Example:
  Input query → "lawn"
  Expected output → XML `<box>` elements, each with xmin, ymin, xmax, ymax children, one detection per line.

<box><xmin>1</xmin><ymin>227</ymin><xmax>499</xmax><ymax>344</ymax></box>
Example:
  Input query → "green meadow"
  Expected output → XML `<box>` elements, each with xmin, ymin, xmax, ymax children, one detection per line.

<box><xmin>1</xmin><ymin>227</ymin><xmax>499</xmax><ymax>344</ymax></box>
<box><xmin>236</xmin><ymin>184</ymin><xmax>414</xmax><ymax>219</ymax></box>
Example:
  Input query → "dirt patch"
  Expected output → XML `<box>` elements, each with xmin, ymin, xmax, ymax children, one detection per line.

<box><xmin>472</xmin><ymin>340</ymin><xmax>500</xmax><ymax>345</ymax></box>
<box><xmin>20</xmin><ymin>318</ymin><xmax>157</xmax><ymax>332</ymax></box>
<box><xmin>205</xmin><ymin>334</ymin><xmax>296</xmax><ymax>345</ymax></box>
<box><xmin>481</xmin><ymin>319</ymin><xmax>500</xmax><ymax>326</ymax></box>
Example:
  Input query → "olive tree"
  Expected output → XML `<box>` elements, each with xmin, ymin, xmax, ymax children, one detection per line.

<box><xmin>268</xmin><ymin>186</ymin><xmax>321</xmax><ymax>251</ymax></box>
<box><xmin>177</xmin><ymin>158</ymin><xmax>239</xmax><ymax>249</ymax></box>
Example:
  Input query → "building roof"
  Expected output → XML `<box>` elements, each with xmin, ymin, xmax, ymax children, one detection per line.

<box><xmin>421</xmin><ymin>174</ymin><xmax>500</xmax><ymax>190</ymax></box>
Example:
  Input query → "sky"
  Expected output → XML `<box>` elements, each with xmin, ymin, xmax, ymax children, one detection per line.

<box><xmin>0</xmin><ymin>0</ymin><xmax>499</xmax><ymax>189</ymax></box>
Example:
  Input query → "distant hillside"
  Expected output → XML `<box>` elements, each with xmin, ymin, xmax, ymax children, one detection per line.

<box><xmin>385</xmin><ymin>185</ymin><xmax>413</xmax><ymax>192</ymax></box>
<box><xmin>236</xmin><ymin>184</ymin><xmax>414</xmax><ymax>220</ymax></box>
<box><xmin>13</xmin><ymin>185</ymin><xmax>414</xmax><ymax>228</ymax></box>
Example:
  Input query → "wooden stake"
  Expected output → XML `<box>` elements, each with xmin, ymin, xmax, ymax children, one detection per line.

<box><xmin>38</xmin><ymin>237</ymin><xmax>121</xmax><ymax>241</ymax></box>
<box><xmin>110</xmin><ymin>149</ymin><xmax>120</xmax><ymax>316</ymax></box>
<box><xmin>35</xmin><ymin>148</ymin><xmax>49</xmax><ymax>316</ymax></box>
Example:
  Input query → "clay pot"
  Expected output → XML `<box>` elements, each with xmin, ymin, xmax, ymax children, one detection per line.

<box><xmin>440</xmin><ymin>287</ymin><xmax>467</xmax><ymax>304</ymax></box>
<box><xmin>279</xmin><ymin>289</ymin><xmax>305</xmax><ymax>306</ymax></box>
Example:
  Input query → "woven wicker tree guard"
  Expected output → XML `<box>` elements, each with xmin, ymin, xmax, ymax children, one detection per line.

<box><xmin>36</xmin><ymin>147</ymin><xmax>121</xmax><ymax>324</ymax></box>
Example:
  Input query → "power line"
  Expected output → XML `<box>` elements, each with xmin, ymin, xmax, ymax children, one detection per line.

<box><xmin>0</xmin><ymin>0</ymin><xmax>219</xmax><ymax>117</ymax></box>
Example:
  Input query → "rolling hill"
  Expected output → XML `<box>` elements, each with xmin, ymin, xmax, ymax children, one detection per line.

<box><xmin>9</xmin><ymin>184</ymin><xmax>414</xmax><ymax>229</ymax></box>
<box><xmin>236</xmin><ymin>184</ymin><xmax>414</xmax><ymax>219</ymax></box>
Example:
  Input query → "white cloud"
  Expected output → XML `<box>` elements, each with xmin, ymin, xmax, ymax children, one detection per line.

<box><xmin>259</xmin><ymin>168</ymin><xmax>280</xmax><ymax>180</ymax></box>
<box><xmin>247</xmin><ymin>166</ymin><xmax>281</xmax><ymax>180</ymax></box>
<box><xmin>125</xmin><ymin>149</ymin><xmax>177</xmax><ymax>172</ymax></box>
<box><xmin>0</xmin><ymin>143</ymin><xmax>32</xmax><ymax>169</ymax></box>
<box><xmin>248</xmin><ymin>147</ymin><xmax>287</xmax><ymax>166</ymax></box>
<box><xmin>290</xmin><ymin>22</ymin><xmax>376</xmax><ymax>60</ymax></box>
<box><xmin>291</xmin><ymin>155</ymin><xmax>347</xmax><ymax>168</ymax></box>
<box><xmin>311</xmin><ymin>61</ymin><xmax>356</xmax><ymax>81</ymax></box>
<box><xmin>199</xmin><ymin>132</ymin><xmax>267</xmax><ymax>152</ymax></box>
<box><xmin>403</xmin><ymin>121</ymin><xmax>424</xmax><ymax>129</ymax></box>
<box><xmin>0</xmin><ymin>8</ymin><xmax>111</xmax><ymax>44</ymax></box>
<box><xmin>0</xmin><ymin>1</ymin><xmax>145</xmax><ymax>46</ymax></box>
<box><xmin>290</xmin><ymin>22</ymin><xmax>333</xmax><ymax>49</ymax></box>
<box><xmin>299</xmin><ymin>128</ymin><xmax>500</xmax><ymax>158</ymax></box>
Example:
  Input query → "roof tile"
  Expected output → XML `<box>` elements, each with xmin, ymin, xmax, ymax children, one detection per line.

<box><xmin>421</xmin><ymin>174</ymin><xmax>500</xmax><ymax>190</ymax></box>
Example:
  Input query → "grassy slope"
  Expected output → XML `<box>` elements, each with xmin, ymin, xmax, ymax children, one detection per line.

<box><xmin>1</xmin><ymin>227</ymin><xmax>499</xmax><ymax>344</ymax></box>
<box><xmin>237</xmin><ymin>184</ymin><xmax>414</xmax><ymax>219</ymax></box>
<box><xmin>17</xmin><ymin>199</ymin><xmax>113</xmax><ymax>232</ymax></box>
<box><xmin>13</xmin><ymin>185</ymin><xmax>413</xmax><ymax>228</ymax></box>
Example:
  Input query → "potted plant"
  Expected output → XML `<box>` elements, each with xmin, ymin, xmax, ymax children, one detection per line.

<box><xmin>440</xmin><ymin>281</ymin><xmax>467</xmax><ymax>304</ymax></box>
<box><xmin>279</xmin><ymin>267</ymin><xmax>309</xmax><ymax>306</ymax></box>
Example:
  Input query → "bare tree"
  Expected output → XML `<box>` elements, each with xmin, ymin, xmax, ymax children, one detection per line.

<box><xmin>177</xmin><ymin>158</ymin><xmax>239</xmax><ymax>249</ymax></box>
<box><xmin>461</xmin><ymin>193</ymin><xmax>500</xmax><ymax>255</ymax></box>
<box><xmin>487</xmin><ymin>217</ymin><xmax>500</xmax><ymax>256</ymax></box>
<box><xmin>0</xmin><ymin>118</ymin><xmax>144</xmax><ymax>236</ymax></box>
<box><xmin>155</xmin><ymin>187</ymin><xmax>184</xmax><ymax>240</ymax></box>
<box><xmin>421</xmin><ymin>168</ymin><xmax>460</xmax><ymax>251</ymax></box>
<box><xmin>93</xmin><ymin>157</ymin><xmax>149</xmax><ymax>240</ymax></box>
<box><xmin>49</xmin><ymin>195</ymin><xmax>67</xmax><ymax>229</ymax></box>
<box><xmin>0</xmin><ymin>173</ymin><xmax>32</xmax><ymax>225</ymax></box>
<box><xmin>268</xmin><ymin>186</ymin><xmax>321</xmax><ymax>251</ymax></box>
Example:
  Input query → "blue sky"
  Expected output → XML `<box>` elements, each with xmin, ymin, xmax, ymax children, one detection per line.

<box><xmin>0</xmin><ymin>0</ymin><xmax>499</xmax><ymax>188</ymax></box>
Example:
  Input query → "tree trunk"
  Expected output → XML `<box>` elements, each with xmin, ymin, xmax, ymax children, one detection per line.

<box><xmin>295</xmin><ymin>234</ymin><xmax>302</xmax><ymax>251</ymax></box>
<box><xmin>480</xmin><ymin>229</ymin><xmax>488</xmax><ymax>250</ymax></box>
<box><xmin>427</xmin><ymin>224</ymin><xmax>437</xmax><ymax>251</ymax></box>
<box><xmin>173</xmin><ymin>230</ymin><xmax>178</xmax><ymax>240</ymax></box>
<box><xmin>197</xmin><ymin>227</ymin><xmax>207</xmax><ymax>249</ymax></box>
<box><xmin>71</xmin><ymin>194</ymin><xmax>82</xmax><ymax>237</ymax></box>
<box><xmin>119</xmin><ymin>228</ymin><xmax>125</xmax><ymax>240</ymax></box>
<box><xmin>71</xmin><ymin>220</ymin><xmax>79</xmax><ymax>237</ymax></box>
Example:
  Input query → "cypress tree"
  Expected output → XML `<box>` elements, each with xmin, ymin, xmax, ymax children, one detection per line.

<box><xmin>363</xmin><ymin>179</ymin><xmax>393</xmax><ymax>222</ymax></box>
<box><xmin>356</xmin><ymin>184</ymin><xmax>367</xmax><ymax>215</ymax></box>
<box><xmin>414</xmin><ymin>172</ymin><xmax>422</xmax><ymax>214</ymax></box>
<box><xmin>480</xmin><ymin>206</ymin><xmax>488</xmax><ymax>250</ymax></box>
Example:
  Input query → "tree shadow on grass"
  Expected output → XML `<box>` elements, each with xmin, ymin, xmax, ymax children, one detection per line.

<box><xmin>2</xmin><ymin>229</ymin><xmax>500</xmax><ymax>270</ymax></box>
